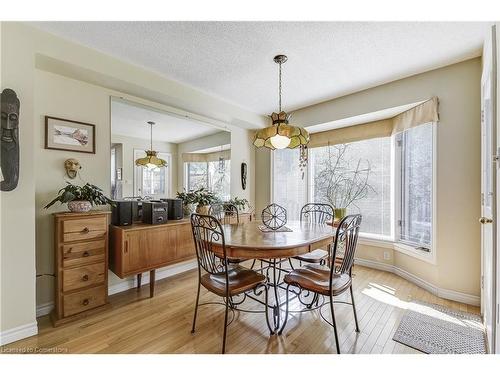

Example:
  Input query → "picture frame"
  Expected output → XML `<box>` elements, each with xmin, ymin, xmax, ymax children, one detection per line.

<box><xmin>45</xmin><ymin>116</ymin><xmax>96</xmax><ymax>154</ymax></box>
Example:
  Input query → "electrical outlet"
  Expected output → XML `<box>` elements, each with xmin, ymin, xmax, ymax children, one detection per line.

<box><xmin>383</xmin><ymin>251</ymin><xmax>390</xmax><ymax>260</ymax></box>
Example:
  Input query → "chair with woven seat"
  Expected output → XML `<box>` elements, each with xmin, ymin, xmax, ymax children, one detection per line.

<box><xmin>190</xmin><ymin>213</ymin><xmax>268</xmax><ymax>354</ymax></box>
<box><xmin>279</xmin><ymin>214</ymin><xmax>362</xmax><ymax>354</ymax></box>
<box><xmin>292</xmin><ymin>203</ymin><xmax>334</xmax><ymax>267</ymax></box>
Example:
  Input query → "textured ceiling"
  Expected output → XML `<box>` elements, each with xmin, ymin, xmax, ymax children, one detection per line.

<box><xmin>31</xmin><ymin>22</ymin><xmax>490</xmax><ymax>115</ymax></box>
<box><xmin>111</xmin><ymin>99</ymin><xmax>222</xmax><ymax>144</ymax></box>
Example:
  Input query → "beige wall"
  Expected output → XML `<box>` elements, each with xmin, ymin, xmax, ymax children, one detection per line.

<box><xmin>1</xmin><ymin>22</ymin><xmax>37</xmax><ymax>336</ymax></box>
<box><xmin>111</xmin><ymin>133</ymin><xmax>178</xmax><ymax>198</ymax></box>
<box><xmin>256</xmin><ymin>58</ymin><xmax>482</xmax><ymax>297</ymax></box>
<box><xmin>1</xmin><ymin>22</ymin><xmax>263</xmax><ymax>337</ymax></box>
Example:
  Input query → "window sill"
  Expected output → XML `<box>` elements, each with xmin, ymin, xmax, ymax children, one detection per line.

<box><xmin>358</xmin><ymin>235</ymin><xmax>436</xmax><ymax>265</ymax></box>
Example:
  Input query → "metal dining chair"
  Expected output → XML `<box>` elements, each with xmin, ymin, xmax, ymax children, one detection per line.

<box><xmin>190</xmin><ymin>213</ymin><xmax>268</xmax><ymax>354</ymax></box>
<box><xmin>279</xmin><ymin>214</ymin><xmax>362</xmax><ymax>354</ymax></box>
<box><xmin>209</xmin><ymin>202</ymin><xmax>240</xmax><ymax>225</ymax></box>
<box><xmin>291</xmin><ymin>203</ymin><xmax>334</xmax><ymax>267</ymax></box>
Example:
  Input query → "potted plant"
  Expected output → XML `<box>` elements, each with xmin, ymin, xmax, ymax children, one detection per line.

<box><xmin>45</xmin><ymin>182</ymin><xmax>114</xmax><ymax>213</ymax></box>
<box><xmin>224</xmin><ymin>197</ymin><xmax>249</xmax><ymax>215</ymax></box>
<box><xmin>176</xmin><ymin>189</ymin><xmax>197</xmax><ymax>216</ymax></box>
<box><xmin>193</xmin><ymin>187</ymin><xmax>217</xmax><ymax>215</ymax></box>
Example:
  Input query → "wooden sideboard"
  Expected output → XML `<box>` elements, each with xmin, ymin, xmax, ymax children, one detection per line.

<box><xmin>109</xmin><ymin>219</ymin><xmax>196</xmax><ymax>297</ymax></box>
<box><xmin>52</xmin><ymin>211</ymin><xmax>110</xmax><ymax>326</ymax></box>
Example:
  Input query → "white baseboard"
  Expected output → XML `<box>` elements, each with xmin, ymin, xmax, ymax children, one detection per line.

<box><xmin>355</xmin><ymin>258</ymin><xmax>480</xmax><ymax>306</ymax></box>
<box><xmin>36</xmin><ymin>260</ymin><xmax>198</xmax><ymax>318</ymax></box>
<box><xmin>36</xmin><ymin>302</ymin><xmax>54</xmax><ymax>318</ymax></box>
<box><xmin>0</xmin><ymin>322</ymin><xmax>38</xmax><ymax>346</ymax></box>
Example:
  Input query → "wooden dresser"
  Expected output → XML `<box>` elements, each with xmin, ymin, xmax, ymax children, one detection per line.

<box><xmin>109</xmin><ymin>219</ymin><xmax>196</xmax><ymax>297</ymax></box>
<box><xmin>52</xmin><ymin>211</ymin><xmax>110</xmax><ymax>326</ymax></box>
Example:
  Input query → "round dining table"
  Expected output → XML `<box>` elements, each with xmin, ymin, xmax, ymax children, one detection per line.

<box><xmin>211</xmin><ymin>220</ymin><xmax>337</xmax><ymax>333</ymax></box>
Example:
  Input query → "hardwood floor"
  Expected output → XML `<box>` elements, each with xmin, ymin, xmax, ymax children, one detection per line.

<box><xmin>1</xmin><ymin>264</ymin><xmax>480</xmax><ymax>354</ymax></box>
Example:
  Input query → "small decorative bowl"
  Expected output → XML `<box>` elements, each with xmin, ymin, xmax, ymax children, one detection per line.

<box><xmin>68</xmin><ymin>200</ymin><xmax>92</xmax><ymax>213</ymax></box>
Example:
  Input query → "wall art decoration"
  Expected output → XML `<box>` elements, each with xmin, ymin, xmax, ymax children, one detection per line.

<box><xmin>241</xmin><ymin>162</ymin><xmax>247</xmax><ymax>190</ymax></box>
<box><xmin>64</xmin><ymin>158</ymin><xmax>82</xmax><ymax>179</ymax></box>
<box><xmin>1</xmin><ymin>88</ymin><xmax>20</xmax><ymax>192</ymax></box>
<box><xmin>45</xmin><ymin>116</ymin><xmax>95</xmax><ymax>154</ymax></box>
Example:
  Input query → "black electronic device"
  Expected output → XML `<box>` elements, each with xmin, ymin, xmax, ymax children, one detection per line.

<box><xmin>111</xmin><ymin>200</ymin><xmax>133</xmax><ymax>226</ymax></box>
<box><xmin>164</xmin><ymin>198</ymin><xmax>183</xmax><ymax>220</ymax></box>
<box><xmin>131</xmin><ymin>200</ymin><xmax>143</xmax><ymax>222</ymax></box>
<box><xmin>142</xmin><ymin>201</ymin><xmax>168</xmax><ymax>225</ymax></box>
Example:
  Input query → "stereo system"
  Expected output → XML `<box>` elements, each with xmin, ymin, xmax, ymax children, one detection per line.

<box><xmin>161</xmin><ymin>198</ymin><xmax>183</xmax><ymax>220</ymax></box>
<box><xmin>111</xmin><ymin>200</ymin><xmax>133</xmax><ymax>226</ymax></box>
<box><xmin>112</xmin><ymin>198</ymin><xmax>183</xmax><ymax>226</ymax></box>
<box><xmin>142</xmin><ymin>201</ymin><xmax>169</xmax><ymax>225</ymax></box>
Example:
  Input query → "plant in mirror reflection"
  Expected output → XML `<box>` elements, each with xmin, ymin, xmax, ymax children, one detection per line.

<box><xmin>315</xmin><ymin>143</ymin><xmax>376</xmax><ymax>210</ymax></box>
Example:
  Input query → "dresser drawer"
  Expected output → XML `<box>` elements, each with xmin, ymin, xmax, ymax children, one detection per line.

<box><xmin>63</xmin><ymin>285</ymin><xmax>106</xmax><ymax>317</ymax></box>
<box><xmin>63</xmin><ymin>240</ymin><xmax>105</xmax><ymax>267</ymax></box>
<box><xmin>63</xmin><ymin>216</ymin><xmax>107</xmax><ymax>242</ymax></box>
<box><xmin>63</xmin><ymin>263</ymin><xmax>106</xmax><ymax>292</ymax></box>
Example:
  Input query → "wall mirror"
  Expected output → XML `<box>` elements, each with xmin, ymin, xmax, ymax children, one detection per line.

<box><xmin>110</xmin><ymin>97</ymin><xmax>231</xmax><ymax>202</ymax></box>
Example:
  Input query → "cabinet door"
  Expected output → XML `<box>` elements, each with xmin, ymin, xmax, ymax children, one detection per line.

<box><xmin>176</xmin><ymin>224</ymin><xmax>196</xmax><ymax>261</ymax></box>
<box><xmin>123</xmin><ymin>231</ymin><xmax>148</xmax><ymax>274</ymax></box>
<box><xmin>147</xmin><ymin>226</ymin><xmax>177</xmax><ymax>267</ymax></box>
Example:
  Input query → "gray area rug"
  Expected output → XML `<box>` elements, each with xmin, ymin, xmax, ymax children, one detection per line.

<box><xmin>393</xmin><ymin>300</ymin><xmax>486</xmax><ymax>354</ymax></box>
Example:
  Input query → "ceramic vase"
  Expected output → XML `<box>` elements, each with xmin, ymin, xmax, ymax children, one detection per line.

<box><xmin>196</xmin><ymin>205</ymin><xmax>210</xmax><ymax>215</ymax></box>
<box><xmin>68</xmin><ymin>200</ymin><xmax>92</xmax><ymax>213</ymax></box>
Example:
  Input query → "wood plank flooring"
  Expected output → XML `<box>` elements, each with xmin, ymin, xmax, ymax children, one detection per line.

<box><xmin>1</xmin><ymin>264</ymin><xmax>480</xmax><ymax>354</ymax></box>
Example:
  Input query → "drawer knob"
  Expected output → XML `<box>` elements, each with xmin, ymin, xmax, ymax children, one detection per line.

<box><xmin>82</xmin><ymin>298</ymin><xmax>89</xmax><ymax>306</ymax></box>
<box><xmin>82</xmin><ymin>251</ymin><xmax>90</xmax><ymax>257</ymax></box>
<box><xmin>82</xmin><ymin>227</ymin><xmax>90</xmax><ymax>233</ymax></box>
<box><xmin>82</xmin><ymin>274</ymin><xmax>89</xmax><ymax>281</ymax></box>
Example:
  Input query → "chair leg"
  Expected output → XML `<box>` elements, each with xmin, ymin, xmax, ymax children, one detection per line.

<box><xmin>222</xmin><ymin>295</ymin><xmax>230</xmax><ymax>354</ymax></box>
<box><xmin>250</xmin><ymin>259</ymin><xmax>256</xmax><ymax>269</ymax></box>
<box><xmin>278</xmin><ymin>284</ymin><xmax>291</xmax><ymax>335</ymax></box>
<box><xmin>350</xmin><ymin>285</ymin><xmax>360</xmax><ymax>333</ymax></box>
<box><xmin>329</xmin><ymin>296</ymin><xmax>341</xmax><ymax>354</ymax></box>
<box><xmin>288</xmin><ymin>258</ymin><xmax>295</xmax><ymax>270</ymax></box>
<box><xmin>191</xmin><ymin>282</ymin><xmax>201</xmax><ymax>334</ymax></box>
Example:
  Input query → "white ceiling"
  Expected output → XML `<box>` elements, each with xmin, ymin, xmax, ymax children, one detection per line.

<box><xmin>31</xmin><ymin>22</ymin><xmax>490</xmax><ymax>115</ymax></box>
<box><xmin>111</xmin><ymin>98</ymin><xmax>221</xmax><ymax>143</ymax></box>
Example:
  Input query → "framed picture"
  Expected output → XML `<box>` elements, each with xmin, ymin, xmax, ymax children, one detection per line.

<box><xmin>45</xmin><ymin>116</ymin><xmax>95</xmax><ymax>154</ymax></box>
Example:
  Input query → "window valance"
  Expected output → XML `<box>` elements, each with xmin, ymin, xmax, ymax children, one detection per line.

<box><xmin>182</xmin><ymin>150</ymin><xmax>231</xmax><ymax>163</ymax></box>
<box><xmin>308</xmin><ymin>97</ymin><xmax>439</xmax><ymax>148</ymax></box>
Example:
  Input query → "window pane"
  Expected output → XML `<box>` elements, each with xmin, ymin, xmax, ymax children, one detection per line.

<box><xmin>272</xmin><ymin>148</ymin><xmax>307</xmax><ymax>220</ymax></box>
<box><xmin>208</xmin><ymin>159</ymin><xmax>231</xmax><ymax>201</ymax></box>
<box><xmin>310</xmin><ymin>138</ymin><xmax>391</xmax><ymax>237</ymax></box>
<box><xmin>401</xmin><ymin>123</ymin><xmax>433</xmax><ymax>246</ymax></box>
<box><xmin>142</xmin><ymin>167</ymin><xmax>166</xmax><ymax>196</ymax></box>
<box><xmin>186</xmin><ymin>162</ymin><xmax>208</xmax><ymax>191</ymax></box>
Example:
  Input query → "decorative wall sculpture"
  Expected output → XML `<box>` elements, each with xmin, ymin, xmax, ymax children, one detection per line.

<box><xmin>1</xmin><ymin>88</ymin><xmax>20</xmax><ymax>192</ymax></box>
<box><xmin>64</xmin><ymin>158</ymin><xmax>82</xmax><ymax>179</ymax></box>
<box><xmin>241</xmin><ymin>162</ymin><xmax>247</xmax><ymax>190</ymax></box>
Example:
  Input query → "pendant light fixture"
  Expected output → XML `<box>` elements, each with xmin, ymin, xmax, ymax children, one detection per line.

<box><xmin>253</xmin><ymin>55</ymin><xmax>310</xmax><ymax>151</ymax></box>
<box><xmin>135</xmin><ymin>121</ymin><xmax>167</xmax><ymax>170</ymax></box>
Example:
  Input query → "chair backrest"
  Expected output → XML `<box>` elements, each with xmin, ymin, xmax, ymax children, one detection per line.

<box><xmin>209</xmin><ymin>203</ymin><xmax>240</xmax><ymax>225</ymax></box>
<box><xmin>190</xmin><ymin>213</ymin><xmax>227</xmax><ymax>276</ymax></box>
<box><xmin>331</xmin><ymin>214</ymin><xmax>362</xmax><ymax>277</ymax></box>
<box><xmin>300</xmin><ymin>203</ymin><xmax>334</xmax><ymax>224</ymax></box>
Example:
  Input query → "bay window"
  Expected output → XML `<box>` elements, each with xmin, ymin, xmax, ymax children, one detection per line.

<box><xmin>185</xmin><ymin>159</ymin><xmax>231</xmax><ymax>201</ymax></box>
<box><xmin>272</xmin><ymin>122</ymin><xmax>435</xmax><ymax>257</ymax></box>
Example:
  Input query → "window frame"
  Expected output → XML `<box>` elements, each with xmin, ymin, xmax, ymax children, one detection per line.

<box><xmin>271</xmin><ymin>122</ymin><xmax>437</xmax><ymax>264</ymax></box>
<box><xmin>394</xmin><ymin>123</ymin><xmax>437</xmax><ymax>264</ymax></box>
<box><xmin>183</xmin><ymin>159</ymin><xmax>231</xmax><ymax>201</ymax></box>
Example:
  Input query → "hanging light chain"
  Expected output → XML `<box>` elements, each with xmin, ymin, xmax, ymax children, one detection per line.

<box><xmin>278</xmin><ymin>60</ymin><xmax>282</xmax><ymax>113</ymax></box>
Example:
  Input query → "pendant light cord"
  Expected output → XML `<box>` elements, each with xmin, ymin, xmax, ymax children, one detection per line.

<box><xmin>150</xmin><ymin>122</ymin><xmax>153</xmax><ymax>151</ymax></box>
